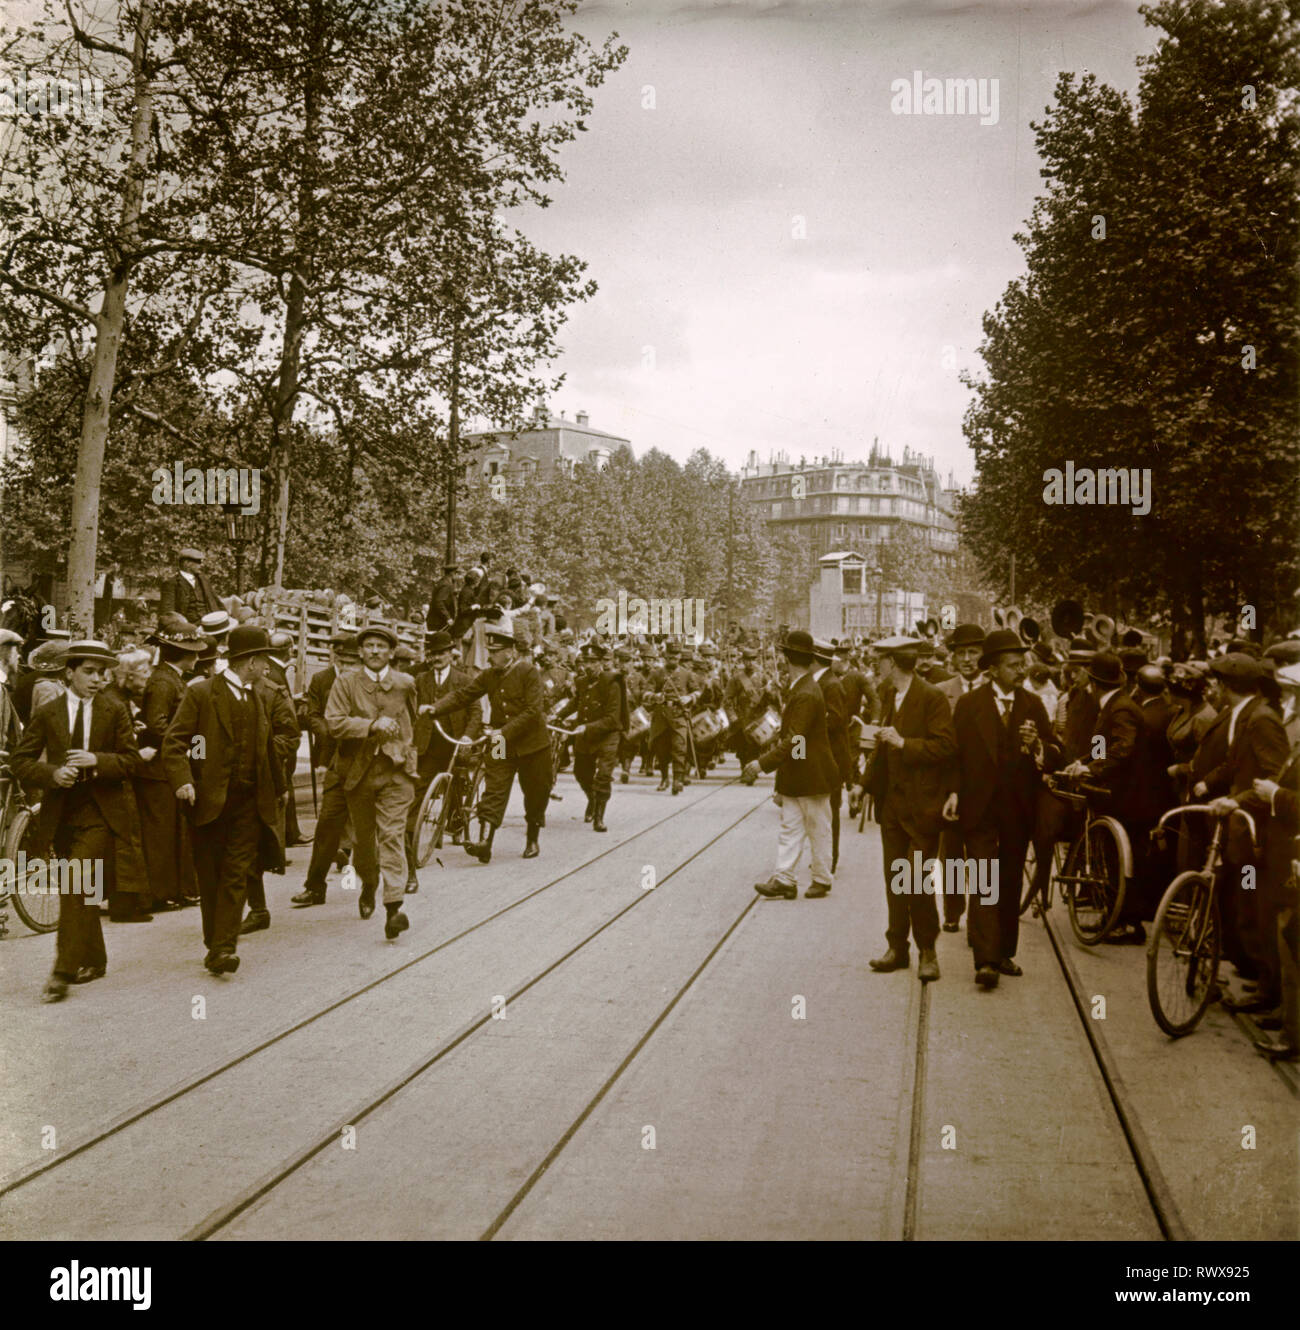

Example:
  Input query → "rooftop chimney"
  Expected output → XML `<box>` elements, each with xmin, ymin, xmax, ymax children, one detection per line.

<box><xmin>576</xmin><ymin>410</ymin><xmax>589</xmax><ymax>426</ymax></box>
<box><xmin>533</xmin><ymin>402</ymin><xmax>547</xmax><ymax>423</ymax></box>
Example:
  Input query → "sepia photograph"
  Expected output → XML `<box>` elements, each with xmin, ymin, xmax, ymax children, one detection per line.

<box><xmin>0</xmin><ymin>0</ymin><xmax>1295</xmax><ymax>1292</ymax></box>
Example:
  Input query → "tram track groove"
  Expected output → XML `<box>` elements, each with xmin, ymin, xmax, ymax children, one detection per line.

<box><xmin>0</xmin><ymin>774</ymin><xmax>749</xmax><ymax>1200</ymax></box>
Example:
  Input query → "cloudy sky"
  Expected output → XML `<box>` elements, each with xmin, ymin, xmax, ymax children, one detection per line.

<box><xmin>507</xmin><ymin>0</ymin><xmax>1157</xmax><ymax>483</ymax></box>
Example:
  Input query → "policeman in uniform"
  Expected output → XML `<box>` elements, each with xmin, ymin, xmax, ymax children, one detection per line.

<box><xmin>426</xmin><ymin>618</ymin><xmax>551</xmax><ymax>862</ymax></box>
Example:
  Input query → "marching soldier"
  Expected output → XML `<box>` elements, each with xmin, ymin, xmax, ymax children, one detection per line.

<box><xmin>649</xmin><ymin>642</ymin><xmax>694</xmax><ymax>794</ymax></box>
<box><xmin>559</xmin><ymin>642</ymin><xmax>627</xmax><ymax>832</ymax></box>
<box><xmin>616</xmin><ymin>645</ymin><xmax>644</xmax><ymax>783</ymax></box>
<box><xmin>162</xmin><ymin>627</ymin><xmax>291</xmax><ymax>975</ymax></box>
<box><xmin>325</xmin><ymin>625</ymin><xmax>420</xmax><ymax>938</ymax></box>
<box><xmin>425</xmin><ymin>618</ymin><xmax>552</xmax><ymax>862</ymax></box>
<box><xmin>13</xmin><ymin>641</ymin><xmax>143</xmax><ymax>1001</ymax></box>
<box><xmin>292</xmin><ymin>632</ymin><xmax>358</xmax><ymax>906</ymax></box>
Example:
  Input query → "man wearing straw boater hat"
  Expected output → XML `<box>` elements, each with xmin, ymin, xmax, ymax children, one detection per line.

<box><xmin>425</xmin><ymin>615</ymin><xmax>552</xmax><ymax>862</ymax></box>
<box><xmin>325</xmin><ymin>624</ymin><xmax>420</xmax><ymax>935</ymax></box>
<box><xmin>163</xmin><ymin>625</ymin><xmax>295</xmax><ymax>974</ymax></box>
<box><xmin>864</xmin><ymin>635</ymin><xmax>957</xmax><ymax>982</ymax></box>
<box><xmin>12</xmin><ymin>640</ymin><xmax>142</xmax><ymax>1001</ymax></box>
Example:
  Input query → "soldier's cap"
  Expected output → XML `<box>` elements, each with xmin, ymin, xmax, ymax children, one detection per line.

<box><xmin>200</xmin><ymin>609</ymin><xmax>233</xmax><ymax>637</ymax></box>
<box><xmin>664</xmin><ymin>642</ymin><xmax>680</xmax><ymax>655</ymax></box>
<box><xmin>872</xmin><ymin>635</ymin><xmax>924</xmax><ymax>658</ymax></box>
<box><xmin>1210</xmin><ymin>652</ymin><xmax>1264</xmax><ymax>684</ymax></box>
<box><xmin>1263</xmin><ymin>639</ymin><xmax>1300</xmax><ymax>666</ymax></box>
<box><xmin>356</xmin><ymin>624</ymin><xmax>399</xmax><ymax>648</ymax></box>
<box><xmin>425</xmin><ymin>630</ymin><xmax>453</xmax><ymax>654</ymax></box>
<box><xmin>64</xmin><ymin>639</ymin><xmax>118</xmax><ymax>667</ymax></box>
<box><xmin>226</xmin><ymin>626</ymin><xmax>278</xmax><ymax>661</ymax></box>
<box><xmin>527</xmin><ymin>582</ymin><xmax>546</xmax><ymax>598</ymax></box>
<box><xmin>484</xmin><ymin>618</ymin><xmax>514</xmax><ymax>645</ymax></box>
<box><xmin>178</xmin><ymin>547</ymin><xmax>204</xmax><ymax>563</ymax></box>
<box><xmin>946</xmin><ymin>623</ymin><xmax>985</xmax><ymax>650</ymax></box>
<box><xmin>0</xmin><ymin>628</ymin><xmax>24</xmax><ymax>648</ymax></box>
<box><xmin>1275</xmin><ymin>662</ymin><xmax>1300</xmax><ymax>690</ymax></box>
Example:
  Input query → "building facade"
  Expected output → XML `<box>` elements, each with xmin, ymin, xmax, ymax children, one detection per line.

<box><xmin>462</xmin><ymin>404</ymin><xmax>632</xmax><ymax>483</ymax></box>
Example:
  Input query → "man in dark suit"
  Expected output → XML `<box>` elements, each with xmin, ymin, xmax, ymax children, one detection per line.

<box><xmin>936</xmin><ymin>623</ymin><xmax>984</xmax><ymax>931</ymax></box>
<box><xmin>157</xmin><ymin>548</ymin><xmax>223</xmax><ymax>624</ymax></box>
<box><xmin>945</xmin><ymin>630</ymin><xmax>1062</xmax><ymax>987</ymax></box>
<box><xmin>12</xmin><ymin>641</ymin><xmax>142</xmax><ymax>1001</ymax></box>
<box><xmin>744</xmin><ymin>630</ymin><xmax>840</xmax><ymax>899</ymax></box>
<box><xmin>812</xmin><ymin>639</ymin><xmax>853</xmax><ymax>874</ymax></box>
<box><xmin>865</xmin><ymin>637</ymin><xmax>958</xmax><ymax>981</ymax></box>
<box><xmin>1196</xmin><ymin>654</ymin><xmax>1290</xmax><ymax>1003</ymax></box>
<box><xmin>162</xmin><ymin>626</ymin><xmax>291</xmax><ymax>974</ymax></box>
<box><xmin>426</xmin><ymin>617</ymin><xmax>551</xmax><ymax>862</ymax></box>
<box><xmin>405</xmin><ymin>629</ymin><xmax>482</xmax><ymax>888</ymax></box>
<box><xmin>426</xmin><ymin>563</ymin><xmax>460</xmax><ymax>637</ymax></box>
<box><xmin>1059</xmin><ymin>650</ymin><xmax>1149</xmax><ymax>943</ymax></box>
<box><xmin>240</xmin><ymin>668</ymin><xmax>300</xmax><ymax>933</ymax></box>
<box><xmin>292</xmin><ymin>633</ymin><xmax>358</xmax><ymax>906</ymax></box>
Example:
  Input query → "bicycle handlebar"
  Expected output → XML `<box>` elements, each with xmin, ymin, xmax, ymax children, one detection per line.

<box><xmin>548</xmin><ymin>723</ymin><xmax>581</xmax><ymax>737</ymax></box>
<box><xmin>1045</xmin><ymin>773</ymin><xmax>1110</xmax><ymax>800</ymax></box>
<box><xmin>1156</xmin><ymin>803</ymin><xmax>1258</xmax><ymax>845</ymax></box>
<box><xmin>431</xmin><ymin>718</ymin><xmax>486</xmax><ymax>747</ymax></box>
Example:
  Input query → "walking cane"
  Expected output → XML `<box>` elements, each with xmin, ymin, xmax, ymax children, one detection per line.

<box><xmin>307</xmin><ymin>727</ymin><xmax>319</xmax><ymax>816</ymax></box>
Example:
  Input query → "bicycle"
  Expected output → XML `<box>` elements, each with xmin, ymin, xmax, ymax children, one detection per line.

<box><xmin>1146</xmin><ymin>804</ymin><xmax>1257</xmax><ymax>1038</ymax></box>
<box><xmin>1042</xmin><ymin>772</ymin><xmax>1132</xmax><ymax>945</ymax></box>
<box><xmin>411</xmin><ymin>722</ymin><xmax>487</xmax><ymax>867</ymax></box>
<box><xmin>1020</xmin><ymin>840</ymin><xmax>1067</xmax><ymax>916</ymax></box>
<box><xmin>0</xmin><ymin>751</ymin><xmax>56</xmax><ymax>935</ymax></box>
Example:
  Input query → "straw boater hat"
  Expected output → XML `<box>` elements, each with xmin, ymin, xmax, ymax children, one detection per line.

<box><xmin>64</xmin><ymin>639</ymin><xmax>118</xmax><ymax>667</ymax></box>
<box><xmin>200</xmin><ymin>609</ymin><xmax>233</xmax><ymax>638</ymax></box>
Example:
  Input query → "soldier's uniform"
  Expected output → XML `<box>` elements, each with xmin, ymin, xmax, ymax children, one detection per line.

<box><xmin>649</xmin><ymin>646</ymin><xmax>695</xmax><ymax>794</ymax></box>
<box><xmin>726</xmin><ymin>653</ymin><xmax>765</xmax><ymax>768</ymax></box>
<box><xmin>559</xmin><ymin>643</ymin><xmax>627</xmax><ymax>830</ymax></box>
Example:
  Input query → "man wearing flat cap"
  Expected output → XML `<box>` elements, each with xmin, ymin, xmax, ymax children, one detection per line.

<box><xmin>425</xmin><ymin>617</ymin><xmax>552</xmax><ymax>862</ymax></box>
<box><xmin>744</xmin><ymin>630</ymin><xmax>839</xmax><ymax>900</ymax></box>
<box><xmin>158</xmin><ymin>548</ymin><xmax>224</xmax><ymax>625</ymax></box>
<box><xmin>864</xmin><ymin>636</ymin><xmax>957</xmax><ymax>982</ymax></box>
<box><xmin>325</xmin><ymin>625</ymin><xmax>420</xmax><ymax>936</ymax></box>
<box><xmin>945</xmin><ymin>629</ymin><xmax>1061</xmax><ymax>987</ymax></box>
<box><xmin>13</xmin><ymin>641</ymin><xmax>144</xmax><ymax>1001</ymax></box>
<box><xmin>163</xmin><ymin>626</ymin><xmax>295</xmax><ymax>975</ymax></box>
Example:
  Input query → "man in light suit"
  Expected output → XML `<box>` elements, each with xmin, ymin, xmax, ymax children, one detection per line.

<box><xmin>945</xmin><ymin>630</ymin><xmax>1061</xmax><ymax>987</ymax></box>
<box><xmin>936</xmin><ymin>623</ymin><xmax>984</xmax><ymax>932</ymax></box>
<box><xmin>326</xmin><ymin>625</ymin><xmax>419</xmax><ymax>938</ymax></box>
<box><xmin>865</xmin><ymin>637</ymin><xmax>957</xmax><ymax>982</ymax></box>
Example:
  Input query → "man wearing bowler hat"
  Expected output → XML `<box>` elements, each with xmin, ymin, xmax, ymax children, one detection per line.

<box><xmin>13</xmin><ymin>641</ymin><xmax>143</xmax><ymax>1001</ymax></box>
<box><xmin>163</xmin><ymin>626</ymin><xmax>294</xmax><ymax>974</ymax></box>
<box><xmin>936</xmin><ymin>623</ymin><xmax>985</xmax><ymax>931</ymax></box>
<box><xmin>159</xmin><ymin>548</ymin><xmax>224</xmax><ymax>625</ymax></box>
<box><xmin>406</xmin><ymin>628</ymin><xmax>482</xmax><ymax>888</ymax></box>
<box><xmin>944</xmin><ymin>629</ymin><xmax>1061</xmax><ymax>987</ymax></box>
<box><xmin>326</xmin><ymin>625</ymin><xmax>419</xmax><ymax>935</ymax></box>
<box><xmin>744</xmin><ymin>630</ymin><xmax>839</xmax><ymax>899</ymax></box>
<box><xmin>426</xmin><ymin>617</ymin><xmax>551</xmax><ymax>862</ymax></box>
<box><xmin>865</xmin><ymin>636</ymin><xmax>957</xmax><ymax>981</ymax></box>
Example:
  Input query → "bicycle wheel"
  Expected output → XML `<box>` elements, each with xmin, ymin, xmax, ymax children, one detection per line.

<box><xmin>1066</xmin><ymin>820</ymin><xmax>1126</xmax><ymax>945</ymax></box>
<box><xmin>1147</xmin><ymin>871</ymin><xmax>1220</xmax><ymax>1037</ymax></box>
<box><xmin>1020</xmin><ymin>844</ymin><xmax>1040</xmax><ymax>915</ymax></box>
<box><xmin>7</xmin><ymin>804</ymin><xmax>59</xmax><ymax>933</ymax></box>
<box><xmin>414</xmin><ymin>773</ymin><xmax>451</xmax><ymax>867</ymax></box>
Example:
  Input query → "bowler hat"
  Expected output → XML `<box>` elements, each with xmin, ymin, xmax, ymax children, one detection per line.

<box><xmin>1084</xmin><ymin>652</ymin><xmax>1125</xmax><ymax>688</ymax></box>
<box><xmin>226</xmin><ymin>626</ymin><xmax>277</xmax><ymax>661</ymax></box>
<box><xmin>426</xmin><ymin>630</ymin><xmax>453</xmax><ymax>654</ymax></box>
<box><xmin>1119</xmin><ymin>647</ymin><xmax>1149</xmax><ymax>674</ymax></box>
<box><xmin>356</xmin><ymin>625</ymin><xmax>399</xmax><ymax>649</ymax></box>
<box><xmin>781</xmin><ymin>630</ymin><xmax>817</xmax><ymax>661</ymax></box>
<box><xmin>946</xmin><ymin>623</ymin><xmax>985</xmax><ymax>651</ymax></box>
<box><xmin>978</xmin><ymin>629</ymin><xmax>1029</xmax><ymax>670</ymax></box>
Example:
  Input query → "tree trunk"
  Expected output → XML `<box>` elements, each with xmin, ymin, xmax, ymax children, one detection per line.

<box><xmin>445</xmin><ymin>327</ymin><xmax>461</xmax><ymax>565</ymax></box>
<box><xmin>64</xmin><ymin>1</ymin><xmax>155</xmax><ymax>633</ymax></box>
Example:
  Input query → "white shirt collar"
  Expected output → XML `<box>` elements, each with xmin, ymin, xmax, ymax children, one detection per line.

<box><xmin>893</xmin><ymin>674</ymin><xmax>912</xmax><ymax>705</ymax></box>
<box><xmin>364</xmin><ymin>665</ymin><xmax>390</xmax><ymax>683</ymax></box>
<box><xmin>179</xmin><ymin>569</ymin><xmax>196</xmax><ymax>587</ymax></box>
<box><xmin>992</xmin><ymin>682</ymin><xmax>1017</xmax><ymax>704</ymax></box>
<box><xmin>221</xmin><ymin>668</ymin><xmax>248</xmax><ymax>699</ymax></box>
<box><xmin>1227</xmin><ymin>695</ymin><xmax>1252</xmax><ymax>744</ymax></box>
<box><xmin>66</xmin><ymin>689</ymin><xmax>92</xmax><ymax>731</ymax></box>
<box><xmin>434</xmin><ymin>666</ymin><xmax>449</xmax><ymax>684</ymax></box>
<box><xmin>1098</xmin><ymin>688</ymin><xmax>1120</xmax><ymax>712</ymax></box>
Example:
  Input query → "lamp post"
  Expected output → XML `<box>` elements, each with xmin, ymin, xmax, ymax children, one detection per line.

<box><xmin>222</xmin><ymin>502</ymin><xmax>259</xmax><ymax>597</ymax></box>
<box><xmin>874</xmin><ymin>563</ymin><xmax>884</xmax><ymax>637</ymax></box>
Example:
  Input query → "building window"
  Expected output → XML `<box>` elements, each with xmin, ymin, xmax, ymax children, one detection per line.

<box><xmin>841</xmin><ymin>564</ymin><xmax>863</xmax><ymax>596</ymax></box>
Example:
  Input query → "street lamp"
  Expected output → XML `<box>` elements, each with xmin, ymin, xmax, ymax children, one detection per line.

<box><xmin>222</xmin><ymin>502</ymin><xmax>259</xmax><ymax>596</ymax></box>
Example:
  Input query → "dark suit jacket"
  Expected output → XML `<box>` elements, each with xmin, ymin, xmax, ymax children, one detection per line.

<box><xmin>161</xmin><ymin>673</ymin><xmax>289</xmax><ymax>829</ymax></box>
<box><xmin>1201</xmin><ymin>696</ymin><xmax>1289</xmax><ymax>799</ymax></box>
<box><xmin>158</xmin><ymin>570</ymin><xmax>222</xmax><ymax>623</ymax></box>
<box><xmin>952</xmin><ymin>683</ymin><xmax>1060</xmax><ymax>833</ymax></box>
<box><xmin>12</xmin><ymin>692</ymin><xmax>143</xmax><ymax>851</ymax></box>
<box><xmin>138</xmin><ymin>663</ymin><xmax>188</xmax><ymax>781</ymax></box>
<box><xmin>305</xmin><ymin>664</ymin><xmax>342</xmax><ymax>767</ymax></box>
<box><xmin>757</xmin><ymin>670</ymin><xmax>839</xmax><ymax>798</ymax></box>
<box><xmin>414</xmin><ymin>664</ymin><xmax>482</xmax><ymax>754</ymax></box>
<box><xmin>816</xmin><ymin>669</ymin><xmax>853</xmax><ymax>787</ymax></box>
<box><xmin>1084</xmin><ymin>688</ymin><xmax>1147</xmax><ymax>823</ymax></box>
<box><xmin>1134</xmin><ymin>693</ymin><xmax>1175</xmax><ymax>821</ymax></box>
<box><xmin>431</xmin><ymin>658</ymin><xmax>548</xmax><ymax>758</ymax></box>
<box><xmin>427</xmin><ymin>577</ymin><xmax>459</xmax><ymax>633</ymax></box>
<box><xmin>866</xmin><ymin>673</ymin><xmax>957</xmax><ymax>836</ymax></box>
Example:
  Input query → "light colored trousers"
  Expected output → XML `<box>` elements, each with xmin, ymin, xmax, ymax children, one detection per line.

<box><xmin>347</xmin><ymin>765</ymin><xmax>416</xmax><ymax>904</ymax></box>
<box><xmin>774</xmin><ymin>793</ymin><xmax>833</xmax><ymax>886</ymax></box>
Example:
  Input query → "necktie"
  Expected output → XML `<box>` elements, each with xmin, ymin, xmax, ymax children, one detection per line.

<box><xmin>72</xmin><ymin>699</ymin><xmax>86</xmax><ymax>750</ymax></box>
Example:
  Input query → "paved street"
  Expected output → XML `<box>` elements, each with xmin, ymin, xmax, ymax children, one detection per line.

<box><xmin>1</xmin><ymin>759</ymin><xmax>1295</xmax><ymax>1241</ymax></box>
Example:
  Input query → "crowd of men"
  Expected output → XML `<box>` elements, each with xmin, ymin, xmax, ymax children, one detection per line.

<box><xmin>5</xmin><ymin>552</ymin><xmax>1297</xmax><ymax>1066</ymax></box>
